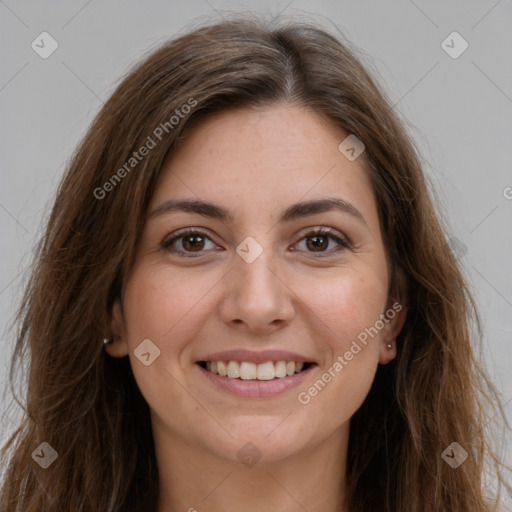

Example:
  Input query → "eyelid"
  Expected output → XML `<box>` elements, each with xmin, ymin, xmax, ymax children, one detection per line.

<box><xmin>295</xmin><ymin>226</ymin><xmax>351</xmax><ymax>246</ymax></box>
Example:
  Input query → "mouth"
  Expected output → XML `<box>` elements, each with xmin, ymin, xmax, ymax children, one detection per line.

<box><xmin>196</xmin><ymin>360</ymin><xmax>316</xmax><ymax>380</ymax></box>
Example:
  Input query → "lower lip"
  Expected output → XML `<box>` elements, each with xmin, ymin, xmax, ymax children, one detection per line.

<box><xmin>196</xmin><ymin>363</ymin><xmax>316</xmax><ymax>398</ymax></box>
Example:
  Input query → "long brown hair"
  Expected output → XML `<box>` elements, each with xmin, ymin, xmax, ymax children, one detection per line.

<box><xmin>1</xmin><ymin>13</ymin><xmax>510</xmax><ymax>512</ymax></box>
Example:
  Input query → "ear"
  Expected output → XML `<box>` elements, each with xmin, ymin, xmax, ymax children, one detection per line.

<box><xmin>378</xmin><ymin>297</ymin><xmax>406</xmax><ymax>365</ymax></box>
<box><xmin>104</xmin><ymin>298</ymin><xmax>129</xmax><ymax>358</ymax></box>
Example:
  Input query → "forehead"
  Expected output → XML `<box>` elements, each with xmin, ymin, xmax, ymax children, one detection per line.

<box><xmin>151</xmin><ymin>105</ymin><xmax>377</xmax><ymax>225</ymax></box>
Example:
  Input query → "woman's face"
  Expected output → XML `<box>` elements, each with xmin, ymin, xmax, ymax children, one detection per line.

<box><xmin>108</xmin><ymin>104</ymin><xmax>405</xmax><ymax>464</ymax></box>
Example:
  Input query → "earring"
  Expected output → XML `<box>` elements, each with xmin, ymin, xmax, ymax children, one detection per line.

<box><xmin>103</xmin><ymin>337</ymin><xmax>113</xmax><ymax>345</ymax></box>
<box><xmin>386</xmin><ymin>343</ymin><xmax>393</xmax><ymax>350</ymax></box>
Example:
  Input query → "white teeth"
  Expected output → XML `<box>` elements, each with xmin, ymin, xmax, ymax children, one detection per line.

<box><xmin>257</xmin><ymin>361</ymin><xmax>275</xmax><ymax>380</ymax></box>
<box><xmin>203</xmin><ymin>360</ymin><xmax>310</xmax><ymax>380</ymax></box>
<box><xmin>240</xmin><ymin>361</ymin><xmax>257</xmax><ymax>380</ymax></box>
<box><xmin>217</xmin><ymin>361</ymin><xmax>227</xmax><ymax>377</ymax></box>
<box><xmin>227</xmin><ymin>361</ymin><xmax>240</xmax><ymax>378</ymax></box>
<box><xmin>275</xmin><ymin>360</ymin><xmax>287</xmax><ymax>378</ymax></box>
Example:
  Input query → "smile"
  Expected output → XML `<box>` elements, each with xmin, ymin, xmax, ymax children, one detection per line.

<box><xmin>196</xmin><ymin>360</ymin><xmax>317</xmax><ymax>398</ymax></box>
<box><xmin>198</xmin><ymin>360</ymin><xmax>314</xmax><ymax>380</ymax></box>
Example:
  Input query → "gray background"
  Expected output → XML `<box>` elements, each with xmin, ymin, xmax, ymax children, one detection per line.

<box><xmin>1</xmin><ymin>0</ymin><xmax>511</xmax><ymax>489</ymax></box>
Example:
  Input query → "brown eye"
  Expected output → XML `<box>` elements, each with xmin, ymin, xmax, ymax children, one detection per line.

<box><xmin>293</xmin><ymin>228</ymin><xmax>350</xmax><ymax>256</ymax></box>
<box><xmin>180</xmin><ymin>233</ymin><xmax>206</xmax><ymax>252</ymax></box>
<box><xmin>161</xmin><ymin>226</ymin><xmax>350</xmax><ymax>259</ymax></box>
<box><xmin>305</xmin><ymin>234</ymin><xmax>329</xmax><ymax>251</ymax></box>
<box><xmin>161</xmin><ymin>228</ymin><xmax>217</xmax><ymax>257</ymax></box>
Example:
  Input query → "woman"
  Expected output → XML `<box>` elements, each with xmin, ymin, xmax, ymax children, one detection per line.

<box><xmin>1</xmin><ymin>14</ymin><xmax>510</xmax><ymax>512</ymax></box>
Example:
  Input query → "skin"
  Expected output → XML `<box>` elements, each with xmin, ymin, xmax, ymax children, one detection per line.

<box><xmin>106</xmin><ymin>104</ymin><xmax>406</xmax><ymax>512</ymax></box>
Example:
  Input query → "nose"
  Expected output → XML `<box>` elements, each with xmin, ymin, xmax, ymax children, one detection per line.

<box><xmin>218</xmin><ymin>239</ymin><xmax>296</xmax><ymax>335</ymax></box>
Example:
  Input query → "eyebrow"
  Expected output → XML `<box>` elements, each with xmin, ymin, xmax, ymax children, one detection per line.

<box><xmin>148</xmin><ymin>197</ymin><xmax>368</xmax><ymax>227</ymax></box>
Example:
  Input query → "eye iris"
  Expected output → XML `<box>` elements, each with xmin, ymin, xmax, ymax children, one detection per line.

<box><xmin>182</xmin><ymin>234</ymin><xmax>205</xmax><ymax>251</ymax></box>
<box><xmin>307</xmin><ymin>234</ymin><xmax>328</xmax><ymax>251</ymax></box>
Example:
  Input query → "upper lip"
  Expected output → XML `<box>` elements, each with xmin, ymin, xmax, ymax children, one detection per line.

<box><xmin>197</xmin><ymin>349</ymin><xmax>316</xmax><ymax>364</ymax></box>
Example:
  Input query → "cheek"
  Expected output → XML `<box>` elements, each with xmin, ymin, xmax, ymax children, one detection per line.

<box><xmin>295</xmin><ymin>265</ymin><xmax>388</xmax><ymax>348</ymax></box>
<box><xmin>120</xmin><ymin>267</ymin><xmax>213</xmax><ymax>427</ymax></box>
<box><xmin>294</xmin><ymin>273</ymin><xmax>384</xmax><ymax>425</ymax></box>
<box><xmin>120</xmin><ymin>267</ymin><xmax>206</xmax><ymax>388</ymax></box>
<box><xmin>123</xmin><ymin>265</ymin><xmax>212</xmax><ymax>342</ymax></box>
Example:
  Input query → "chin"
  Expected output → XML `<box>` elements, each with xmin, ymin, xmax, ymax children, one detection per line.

<box><xmin>209</xmin><ymin>416</ymin><xmax>313</xmax><ymax>464</ymax></box>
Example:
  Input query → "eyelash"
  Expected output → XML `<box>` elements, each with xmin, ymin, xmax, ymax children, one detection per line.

<box><xmin>160</xmin><ymin>227</ymin><xmax>351</xmax><ymax>258</ymax></box>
